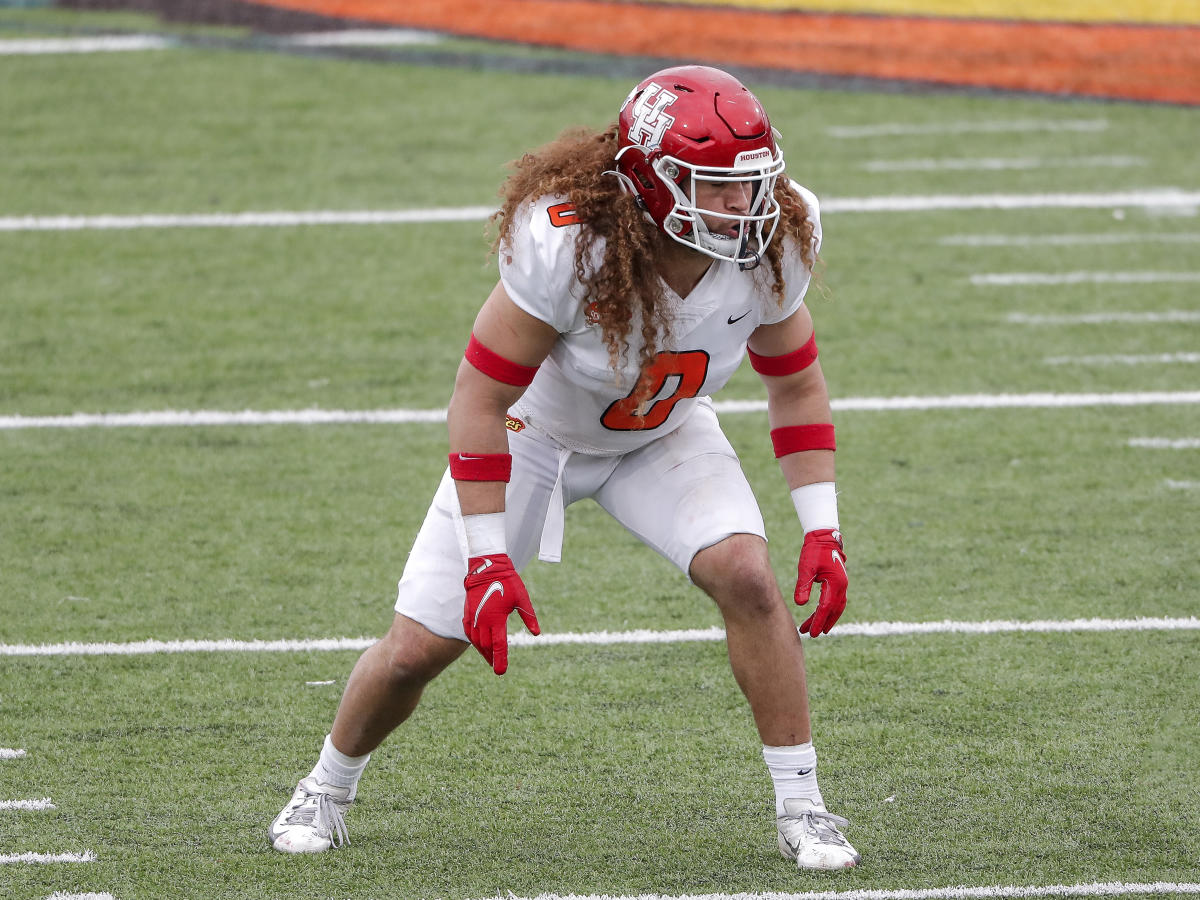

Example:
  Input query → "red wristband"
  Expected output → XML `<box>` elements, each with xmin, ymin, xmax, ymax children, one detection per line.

<box><xmin>465</xmin><ymin>334</ymin><xmax>539</xmax><ymax>387</ymax></box>
<box><xmin>449</xmin><ymin>452</ymin><xmax>512</xmax><ymax>482</ymax></box>
<box><xmin>748</xmin><ymin>333</ymin><xmax>818</xmax><ymax>376</ymax></box>
<box><xmin>770</xmin><ymin>424</ymin><xmax>836</xmax><ymax>458</ymax></box>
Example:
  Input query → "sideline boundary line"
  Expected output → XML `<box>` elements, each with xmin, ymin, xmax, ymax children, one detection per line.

<box><xmin>0</xmin><ymin>851</ymin><xmax>95</xmax><ymax>865</ymax></box>
<box><xmin>0</xmin><ymin>798</ymin><xmax>55</xmax><ymax>811</ymax></box>
<box><xmin>2</xmin><ymin>190</ymin><xmax>1198</xmax><ymax>232</ymax></box>
<box><xmin>478</xmin><ymin>883</ymin><xmax>1200</xmax><ymax>900</ymax></box>
<box><xmin>3</xmin><ymin>617</ymin><xmax>1197</xmax><ymax>657</ymax></box>
<box><xmin>3</xmin><ymin>392</ymin><xmax>1200</xmax><ymax>431</ymax></box>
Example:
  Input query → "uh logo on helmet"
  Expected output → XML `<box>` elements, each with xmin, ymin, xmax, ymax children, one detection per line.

<box><xmin>614</xmin><ymin>65</ymin><xmax>786</xmax><ymax>268</ymax></box>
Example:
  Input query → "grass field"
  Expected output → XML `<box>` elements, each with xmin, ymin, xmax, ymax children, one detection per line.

<box><xmin>1</xmin><ymin>8</ymin><xmax>1198</xmax><ymax>900</ymax></box>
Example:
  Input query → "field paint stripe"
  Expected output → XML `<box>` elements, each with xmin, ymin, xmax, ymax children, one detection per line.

<box><xmin>1045</xmin><ymin>352</ymin><xmax>1200</xmax><ymax>365</ymax></box>
<box><xmin>283</xmin><ymin>29</ymin><xmax>442</xmax><ymax>47</ymax></box>
<box><xmin>0</xmin><ymin>35</ymin><xmax>173</xmax><ymax>55</ymax></box>
<box><xmin>46</xmin><ymin>893</ymin><xmax>116</xmax><ymax>900</ymax></box>
<box><xmin>826</xmin><ymin>118</ymin><xmax>1109</xmax><ymax>138</ymax></box>
<box><xmin>0</xmin><ymin>408</ymin><xmax>448</xmax><ymax>429</ymax></box>
<box><xmin>1</xmin><ymin>748</ymin><xmax>27</xmax><ymax>759</ymax></box>
<box><xmin>494</xmin><ymin>883</ymin><xmax>1200</xmax><ymax>900</ymax></box>
<box><xmin>863</xmin><ymin>155</ymin><xmax>1144</xmax><ymax>172</ymax></box>
<box><xmin>1009</xmin><ymin>311</ymin><xmax>1200</xmax><ymax>325</ymax></box>
<box><xmin>0</xmin><ymin>207</ymin><xmax>497</xmax><ymax>231</ymax></box>
<box><xmin>942</xmin><ymin>232</ymin><xmax>1200</xmax><ymax>247</ymax></box>
<box><xmin>0</xmin><ymin>30</ymin><xmax>439</xmax><ymax>55</ymax></box>
<box><xmin>1129</xmin><ymin>437</ymin><xmax>1200</xmax><ymax>449</ymax></box>
<box><xmin>1166</xmin><ymin>479</ymin><xmax>1200</xmax><ymax>489</ymax></box>
<box><xmin>823</xmin><ymin>190</ymin><xmax>1200</xmax><ymax>213</ymax></box>
<box><xmin>4</xmin><ymin>392</ymin><xmax>1200</xmax><ymax>432</ymax></box>
<box><xmin>2</xmin><ymin>618</ymin><xmax>1198</xmax><ymax>657</ymax></box>
<box><xmin>3</xmin><ymin>190</ymin><xmax>1199</xmax><ymax>232</ymax></box>
<box><xmin>0</xmin><ymin>798</ymin><xmax>55</xmax><ymax>811</ymax></box>
<box><xmin>0</xmin><ymin>636</ymin><xmax>378</xmax><ymax>656</ymax></box>
<box><xmin>972</xmin><ymin>271</ymin><xmax>1200</xmax><ymax>286</ymax></box>
<box><xmin>0</xmin><ymin>851</ymin><xmax>95</xmax><ymax>864</ymax></box>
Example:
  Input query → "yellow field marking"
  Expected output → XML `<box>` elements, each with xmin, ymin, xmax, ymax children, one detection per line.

<box><xmin>627</xmin><ymin>0</ymin><xmax>1200</xmax><ymax>25</ymax></box>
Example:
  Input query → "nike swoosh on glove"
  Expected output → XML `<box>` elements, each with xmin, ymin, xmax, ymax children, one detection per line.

<box><xmin>794</xmin><ymin>528</ymin><xmax>848</xmax><ymax>636</ymax></box>
<box><xmin>463</xmin><ymin>554</ymin><xmax>540</xmax><ymax>675</ymax></box>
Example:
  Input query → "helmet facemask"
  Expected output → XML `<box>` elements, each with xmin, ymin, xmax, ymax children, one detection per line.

<box><xmin>651</xmin><ymin>148</ymin><xmax>785</xmax><ymax>268</ymax></box>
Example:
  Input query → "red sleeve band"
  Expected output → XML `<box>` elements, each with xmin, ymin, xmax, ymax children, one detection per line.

<box><xmin>448</xmin><ymin>452</ymin><xmax>512</xmax><ymax>482</ymax></box>
<box><xmin>465</xmin><ymin>334</ymin><xmax>539</xmax><ymax>387</ymax></box>
<box><xmin>770</xmin><ymin>424</ymin><xmax>836</xmax><ymax>458</ymax></box>
<box><xmin>748</xmin><ymin>333</ymin><xmax>818</xmax><ymax>377</ymax></box>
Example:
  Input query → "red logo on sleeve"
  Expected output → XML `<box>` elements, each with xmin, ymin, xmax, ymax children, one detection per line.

<box><xmin>547</xmin><ymin>202</ymin><xmax>579</xmax><ymax>228</ymax></box>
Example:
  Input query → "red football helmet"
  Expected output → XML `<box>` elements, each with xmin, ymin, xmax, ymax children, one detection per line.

<box><xmin>614</xmin><ymin>65</ymin><xmax>786</xmax><ymax>268</ymax></box>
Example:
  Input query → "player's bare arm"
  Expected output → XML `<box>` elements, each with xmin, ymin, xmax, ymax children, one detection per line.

<box><xmin>447</xmin><ymin>280</ymin><xmax>558</xmax><ymax>516</ymax></box>
<box><xmin>747</xmin><ymin>303</ymin><xmax>846</xmax><ymax>637</ymax></box>
<box><xmin>747</xmin><ymin>304</ymin><xmax>836</xmax><ymax>490</ymax></box>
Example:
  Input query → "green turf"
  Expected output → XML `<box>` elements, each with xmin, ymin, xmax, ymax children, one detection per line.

<box><xmin>1</xmin><ymin>7</ymin><xmax>1198</xmax><ymax>900</ymax></box>
<box><xmin>2</xmin><ymin>633</ymin><xmax>1197</xmax><ymax>899</ymax></box>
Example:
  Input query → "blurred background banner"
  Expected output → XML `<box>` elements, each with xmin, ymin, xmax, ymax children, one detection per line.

<box><xmin>54</xmin><ymin>0</ymin><xmax>1200</xmax><ymax>104</ymax></box>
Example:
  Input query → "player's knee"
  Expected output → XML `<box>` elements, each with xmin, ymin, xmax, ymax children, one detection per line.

<box><xmin>377</xmin><ymin>616</ymin><xmax>466</xmax><ymax>687</ymax></box>
<box><xmin>691</xmin><ymin>534</ymin><xmax>778</xmax><ymax>615</ymax></box>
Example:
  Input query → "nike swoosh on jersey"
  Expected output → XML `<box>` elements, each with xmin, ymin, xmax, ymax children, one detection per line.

<box><xmin>474</xmin><ymin>581</ymin><xmax>505</xmax><ymax>627</ymax></box>
<box><xmin>727</xmin><ymin>310</ymin><xmax>752</xmax><ymax>324</ymax></box>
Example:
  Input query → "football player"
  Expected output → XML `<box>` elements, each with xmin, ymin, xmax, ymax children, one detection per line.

<box><xmin>270</xmin><ymin>64</ymin><xmax>859</xmax><ymax>871</ymax></box>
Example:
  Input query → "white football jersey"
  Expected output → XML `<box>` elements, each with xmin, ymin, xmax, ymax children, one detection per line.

<box><xmin>499</xmin><ymin>183</ymin><xmax>822</xmax><ymax>456</ymax></box>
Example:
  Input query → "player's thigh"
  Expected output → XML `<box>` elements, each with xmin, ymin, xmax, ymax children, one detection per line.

<box><xmin>394</xmin><ymin>429</ymin><xmax>560</xmax><ymax>640</ymax></box>
<box><xmin>593</xmin><ymin>402</ymin><xmax>765</xmax><ymax>579</ymax></box>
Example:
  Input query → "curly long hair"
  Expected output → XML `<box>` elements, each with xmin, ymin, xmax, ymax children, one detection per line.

<box><xmin>490</xmin><ymin>123</ymin><xmax>817</xmax><ymax>392</ymax></box>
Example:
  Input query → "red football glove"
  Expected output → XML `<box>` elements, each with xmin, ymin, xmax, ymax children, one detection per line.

<box><xmin>794</xmin><ymin>528</ymin><xmax>848</xmax><ymax>636</ymax></box>
<box><xmin>463</xmin><ymin>554</ymin><xmax>540</xmax><ymax>675</ymax></box>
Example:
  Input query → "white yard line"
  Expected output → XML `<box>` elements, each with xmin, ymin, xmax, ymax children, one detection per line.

<box><xmin>2</xmin><ymin>617</ymin><xmax>1197</xmax><ymax>658</ymax></box>
<box><xmin>1</xmin><ymin>748</ymin><xmax>27</xmax><ymax>759</ymax></box>
<box><xmin>1129</xmin><ymin>437</ymin><xmax>1200</xmax><ymax>449</ymax></box>
<box><xmin>824</xmin><ymin>190</ymin><xmax>1200</xmax><ymax>213</ymax></box>
<box><xmin>3</xmin><ymin>392</ymin><xmax>1199</xmax><ymax>431</ymax></box>
<box><xmin>488</xmin><ymin>884</ymin><xmax>1200</xmax><ymax>900</ymax></box>
<box><xmin>864</xmin><ymin>156</ymin><xmax>1144</xmax><ymax>172</ymax></box>
<box><xmin>1044</xmin><ymin>353</ymin><xmax>1200</xmax><ymax>366</ymax></box>
<box><xmin>0</xmin><ymin>851</ymin><xmax>95</xmax><ymax>864</ymax></box>
<box><xmin>3</xmin><ymin>191</ymin><xmax>1199</xmax><ymax>232</ymax></box>
<box><xmin>0</xmin><ymin>798</ymin><xmax>55</xmax><ymax>811</ymax></box>
<box><xmin>283</xmin><ymin>29</ymin><xmax>441</xmax><ymax>46</ymax></box>
<box><xmin>45</xmin><ymin>893</ymin><xmax>116</xmax><ymax>900</ymax></box>
<box><xmin>825</xmin><ymin>118</ymin><xmax>1109</xmax><ymax>138</ymax></box>
<box><xmin>941</xmin><ymin>232</ymin><xmax>1200</xmax><ymax>247</ymax></box>
<box><xmin>0</xmin><ymin>30</ymin><xmax>440</xmax><ymax>55</ymax></box>
<box><xmin>0</xmin><ymin>35</ymin><xmax>172</xmax><ymax>55</ymax></box>
<box><xmin>1008</xmin><ymin>311</ymin><xmax>1200</xmax><ymax>325</ymax></box>
<box><xmin>493</xmin><ymin>885</ymin><xmax>1200</xmax><ymax>900</ymax></box>
<box><xmin>0</xmin><ymin>207</ymin><xmax>498</xmax><ymax>231</ymax></box>
<box><xmin>1166</xmin><ymin>479</ymin><xmax>1200</xmax><ymax>489</ymax></box>
<box><xmin>972</xmin><ymin>271</ymin><xmax>1200</xmax><ymax>286</ymax></box>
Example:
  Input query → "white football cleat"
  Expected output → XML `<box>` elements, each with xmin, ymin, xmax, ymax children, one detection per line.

<box><xmin>776</xmin><ymin>798</ymin><xmax>860</xmax><ymax>870</ymax></box>
<box><xmin>268</xmin><ymin>776</ymin><xmax>352</xmax><ymax>853</ymax></box>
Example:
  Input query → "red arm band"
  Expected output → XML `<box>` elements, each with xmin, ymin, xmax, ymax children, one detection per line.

<box><xmin>449</xmin><ymin>453</ymin><xmax>512</xmax><ymax>482</ymax></box>
<box><xmin>465</xmin><ymin>334</ymin><xmax>539</xmax><ymax>387</ymax></box>
<box><xmin>770</xmin><ymin>424</ymin><xmax>836</xmax><ymax>458</ymax></box>
<box><xmin>748</xmin><ymin>333</ymin><xmax>818</xmax><ymax>376</ymax></box>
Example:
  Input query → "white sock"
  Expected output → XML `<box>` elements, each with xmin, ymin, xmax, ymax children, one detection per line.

<box><xmin>763</xmin><ymin>742</ymin><xmax>825</xmax><ymax>815</ymax></box>
<box><xmin>309</xmin><ymin>734</ymin><xmax>371</xmax><ymax>799</ymax></box>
